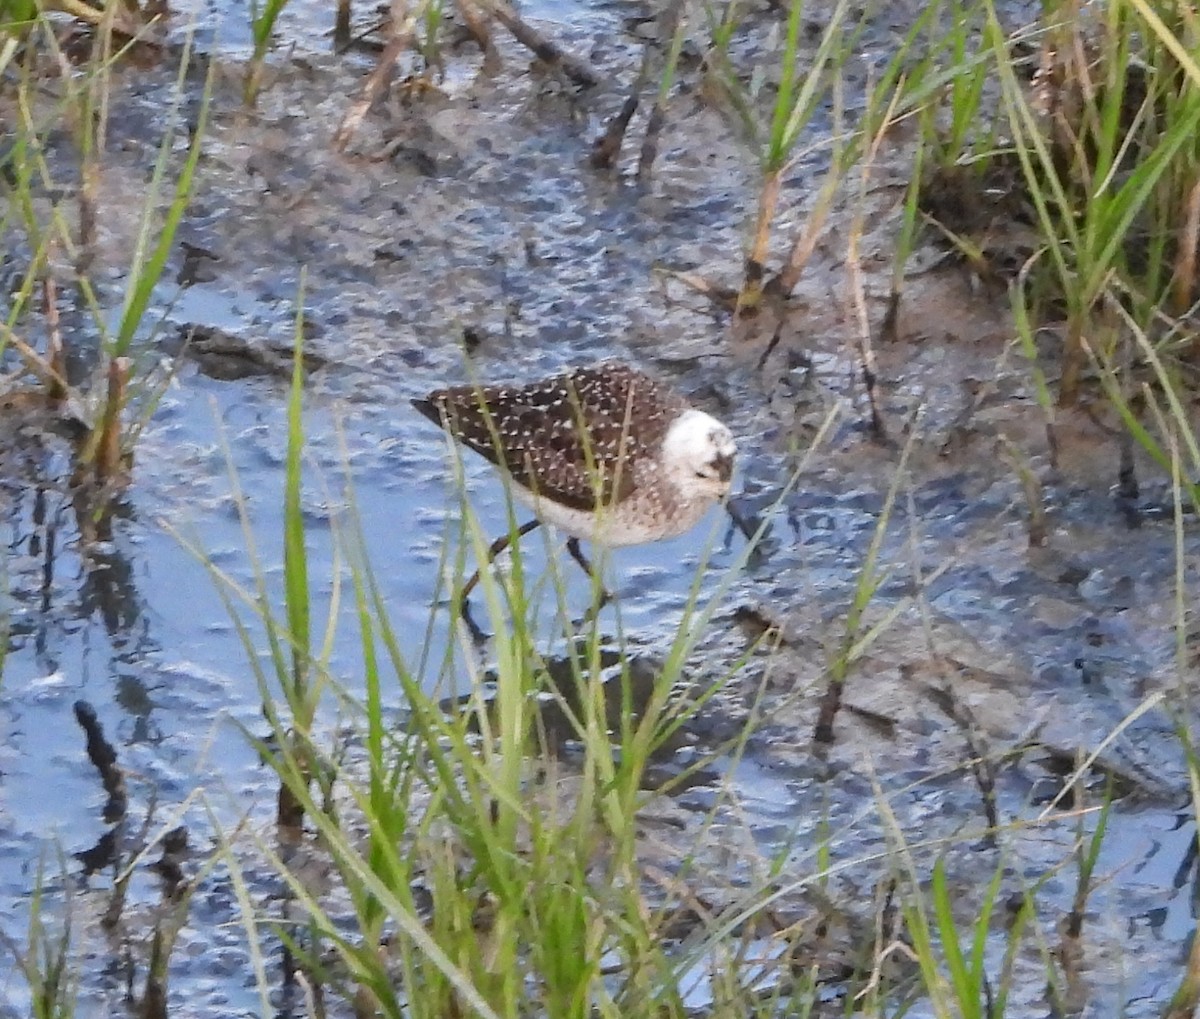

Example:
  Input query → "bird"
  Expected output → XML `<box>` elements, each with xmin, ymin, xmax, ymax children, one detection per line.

<box><xmin>412</xmin><ymin>362</ymin><xmax>736</xmax><ymax>612</ymax></box>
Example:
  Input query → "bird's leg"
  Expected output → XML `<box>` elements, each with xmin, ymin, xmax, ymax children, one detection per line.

<box><xmin>458</xmin><ymin>598</ymin><xmax>490</xmax><ymax>651</ymax></box>
<box><xmin>459</xmin><ymin>518</ymin><xmax>543</xmax><ymax>604</ymax></box>
<box><xmin>566</xmin><ymin>536</ymin><xmax>613</xmax><ymax>611</ymax></box>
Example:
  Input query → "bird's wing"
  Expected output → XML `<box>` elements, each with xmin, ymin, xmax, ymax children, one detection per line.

<box><xmin>414</xmin><ymin>366</ymin><xmax>681</xmax><ymax>512</ymax></box>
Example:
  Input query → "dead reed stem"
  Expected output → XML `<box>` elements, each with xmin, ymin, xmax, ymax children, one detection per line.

<box><xmin>998</xmin><ymin>436</ymin><xmax>1048</xmax><ymax>546</ymax></box>
<box><xmin>333</xmin><ymin>4</ymin><xmax>417</xmax><ymax>151</ymax></box>
<box><xmin>95</xmin><ymin>357</ymin><xmax>129</xmax><ymax>483</ymax></box>
<box><xmin>590</xmin><ymin>90</ymin><xmax>640</xmax><ymax>169</ymax></box>
<box><xmin>1059</xmin><ymin>317</ymin><xmax>1085</xmax><ymax>406</ymax></box>
<box><xmin>335</xmin><ymin>0</ymin><xmax>352</xmax><ymax>49</ymax></box>
<box><xmin>736</xmin><ymin>168</ymin><xmax>781</xmax><ymax>317</ymax></box>
<box><xmin>1174</xmin><ymin>176</ymin><xmax>1200</xmax><ymax>314</ymax></box>
<box><xmin>458</xmin><ymin>0</ymin><xmax>499</xmax><ymax>74</ymax></box>
<box><xmin>480</xmin><ymin>0</ymin><xmax>602</xmax><ymax>89</ymax></box>
<box><xmin>41</xmin><ymin>276</ymin><xmax>67</xmax><ymax>400</ymax></box>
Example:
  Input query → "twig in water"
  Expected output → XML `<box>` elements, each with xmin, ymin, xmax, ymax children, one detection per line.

<box><xmin>333</xmin><ymin>8</ymin><xmax>418</xmax><ymax>151</ymax></box>
<box><xmin>478</xmin><ymin>0</ymin><xmax>602</xmax><ymax>89</ymax></box>
<box><xmin>95</xmin><ymin>357</ymin><xmax>129</xmax><ymax>483</ymax></box>
<box><xmin>590</xmin><ymin>88</ymin><xmax>640</xmax><ymax>169</ymax></box>
<box><xmin>654</xmin><ymin>266</ymin><xmax>738</xmax><ymax>311</ymax></box>
<box><xmin>334</xmin><ymin>0</ymin><xmax>351</xmax><ymax>49</ymax></box>
<box><xmin>915</xmin><ymin>664</ymin><xmax>1000</xmax><ymax>845</ymax></box>
<box><xmin>458</xmin><ymin>0</ymin><xmax>500</xmax><ymax>74</ymax></box>
<box><xmin>0</xmin><ymin>320</ymin><xmax>67</xmax><ymax>393</ymax></box>
<box><xmin>637</xmin><ymin>0</ymin><xmax>686</xmax><ymax>181</ymax></box>
<box><xmin>878</xmin><ymin>289</ymin><xmax>900</xmax><ymax>344</ymax></box>
<box><xmin>42</xmin><ymin>275</ymin><xmax>67</xmax><ymax>400</ymax></box>
<box><xmin>1174</xmin><ymin>177</ymin><xmax>1200</xmax><ymax>314</ymax></box>
<box><xmin>1164</xmin><ymin>918</ymin><xmax>1200</xmax><ymax>1018</ymax></box>
<box><xmin>636</xmin><ymin>104</ymin><xmax>665</xmax><ymax>181</ymax></box>
<box><xmin>1115</xmin><ymin>426</ymin><xmax>1140</xmax><ymax>528</ymax></box>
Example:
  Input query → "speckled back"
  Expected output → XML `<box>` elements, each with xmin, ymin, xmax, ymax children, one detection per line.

<box><xmin>413</xmin><ymin>363</ymin><xmax>691</xmax><ymax>511</ymax></box>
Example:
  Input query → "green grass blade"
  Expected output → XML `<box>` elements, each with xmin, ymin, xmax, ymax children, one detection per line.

<box><xmin>115</xmin><ymin>37</ymin><xmax>211</xmax><ymax>354</ymax></box>
<box><xmin>283</xmin><ymin>275</ymin><xmax>311</xmax><ymax>705</ymax></box>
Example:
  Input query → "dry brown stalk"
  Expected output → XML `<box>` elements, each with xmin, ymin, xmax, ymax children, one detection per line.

<box><xmin>333</xmin><ymin>3</ymin><xmax>417</xmax><ymax>151</ymax></box>
<box><xmin>997</xmin><ymin>436</ymin><xmax>1048</xmax><ymax>547</ymax></box>
<box><xmin>917</xmin><ymin>665</ymin><xmax>1001</xmax><ymax>843</ymax></box>
<box><xmin>1058</xmin><ymin>318</ymin><xmax>1086</xmax><ymax>406</ymax></box>
<box><xmin>735</xmin><ymin>168</ymin><xmax>782</xmax><ymax>317</ymax></box>
<box><xmin>812</xmin><ymin>670</ymin><xmax>843</xmax><ymax>745</ymax></box>
<box><xmin>636</xmin><ymin>104</ymin><xmax>665</xmax><ymax>181</ymax></box>
<box><xmin>637</xmin><ymin>0</ymin><xmax>683</xmax><ymax>181</ymax></box>
<box><xmin>1164</xmin><ymin>922</ymin><xmax>1200</xmax><ymax>1018</ymax></box>
<box><xmin>41</xmin><ymin>276</ymin><xmax>68</xmax><ymax>400</ymax></box>
<box><xmin>845</xmin><ymin>186</ymin><xmax>883</xmax><ymax>440</ymax></box>
<box><xmin>590</xmin><ymin>90</ymin><xmax>640</xmax><ymax>170</ymax></box>
<box><xmin>95</xmin><ymin>356</ymin><xmax>129</xmax><ymax>483</ymax></box>
<box><xmin>51</xmin><ymin>0</ymin><xmax>143</xmax><ymax>37</ymax></box>
<box><xmin>653</xmin><ymin>267</ymin><xmax>738</xmax><ymax>310</ymax></box>
<box><xmin>478</xmin><ymin>0</ymin><xmax>602</xmax><ymax>89</ymax></box>
<box><xmin>0</xmin><ymin>320</ymin><xmax>68</xmax><ymax>393</ymax></box>
<box><xmin>335</xmin><ymin>0</ymin><xmax>352</xmax><ymax>49</ymax></box>
<box><xmin>457</xmin><ymin>0</ymin><xmax>500</xmax><ymax>74</ymax></box>
<box><xmin>1174</xmin><ymin>177</ymin><xmax>1200</xmax><ymax>314</ymax></box>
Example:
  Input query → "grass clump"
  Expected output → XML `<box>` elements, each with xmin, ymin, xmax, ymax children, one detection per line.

<box><xmin>904</xmin><ymin>0</ymin><xmax>1200</xmax><ymax>413</ymax></box>
<box><xmin>3</xmin><ymin>857</ymin><xmax>78</xmax><ymax>1019</ymax></box>
<box><xmin>0</xmin><ymin>17</ymin><xmax>208</xmax><ymax>496</ymax></box>
<box><xmin>989</xmin><ymin>1</ymin><xmax>1200</xmax><ymax>406</ymax></box>
<box><xmin>198</xmin><ymin>350</ymin><xmax>763</xmax><ymax>1015</ymax></box>
<box><xmin>188</xmin><ymin>354</ymin><xmax>1145</xmax><ymax>1018</ymax></box>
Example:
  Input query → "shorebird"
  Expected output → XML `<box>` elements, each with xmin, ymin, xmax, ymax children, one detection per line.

<box><xmin>413</xmin><ymin>362</ymin><xmax>736</xmax><ymax>612</ymax></box>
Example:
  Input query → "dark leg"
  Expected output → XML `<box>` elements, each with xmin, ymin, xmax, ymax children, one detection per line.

<box><xmin>566</xmin><ymin>537</ymin><xmax>613</xmax><ymax>609</ymax></box>
<box><xmin>459</xmin><ymin>597</ymin><xmax>490</xmax><ymax>650</ymax></box>
<box><xmin>460</xmin><ymin>518</ymin><xmax>542</xmax><ymax>602</ymax></box>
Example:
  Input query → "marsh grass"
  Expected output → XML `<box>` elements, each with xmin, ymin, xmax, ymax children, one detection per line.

<box><xmin>706</xmin><ymin>0</ymin><xmax>860</xmax><ymax>316</ymax></box>
<box><xmin>4</xmin><ymin>3</ymin><xmax>1199</xmax><ymax>1014</ymax></box>
<box><xmin>1</xmin><ymin>0</ymin><xmax>148</xmax><ymax>35</ymax></box>
<box><xmin>194</xmin><ymin>356</ymin><xmax>791</xmax><ymax>1015</ymax></box>
<box><xmin>181</xmin><ymin>365</ymin><xmax>1150</xmax><ymax>1017</ymax></box>
<box><xmin>1087</xmin><ymin>309</ymin><xmax>1200</xmax><ymax>512</ymax></box>
<box><xmin>3</xmin><ymin>856</ymin><xmax>78</xmax><ymax>1019</ymax></box>
<box><xmin>245</xmin><ymin>0</ymin><xmax>291</xmax><ymax>102</ymax></box>
<box><xmin>870</xmin><ymin>0</ymin><xmax>1200</xmax><ymax>438</ymax></box>
<box><xmin>988</xmin><ymin>5</ymin><xmax>1200</xmax><ymax>405</ymax></box>
<box><xmin>0</xmin><ymin>18</ymin><xmax>208</xmax><ymax>491</ymax></box>
<box><xmin>888</xmin><ymin>0</ymin><xmax>999</xmax><ymax>301</ymax></box>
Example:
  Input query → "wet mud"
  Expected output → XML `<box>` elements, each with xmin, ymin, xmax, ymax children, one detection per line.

<box><xmin>1</xmin><ymin>3</ymin><xmax>1199</xmax><ymax>1016</ymax></box>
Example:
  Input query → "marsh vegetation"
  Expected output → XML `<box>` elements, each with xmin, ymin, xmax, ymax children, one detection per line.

<box><xmin>2</xmin><ymin>0</ymin><xmax>1200</xmax><ymax>1016</ymax></box>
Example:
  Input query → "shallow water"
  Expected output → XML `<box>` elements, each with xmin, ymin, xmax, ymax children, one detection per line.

<box><xmin>1</xmin><ymin>3</ymin><xmax>1199</xmax><ymax>1016</ymax></box>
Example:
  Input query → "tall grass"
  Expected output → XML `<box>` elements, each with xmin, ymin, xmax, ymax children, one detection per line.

<box><xmin>3</xmin><ymin>857</ymin><xmax>78</xmax><ymax>1019</ymax></box>
<box><xmin>988</xmin><ymin>3</ymin><xmax>1200</xmax><ymax>405</ymax></box>
<box><xmin>0</xmin><ymin>17</ymin><xmax>209</xmax><ymax>488</ymax></box>
<box><xmin>195</xmin><ymin>363</ymin><xmax>775</xmax><ymax>1014</ymax></box>
<box><xmin>706</xmin><ymin>0</ymin><xmax>859</xmax><ymax>315</ymax></box>
<box><xmin>245</xmin><ymin>0</ymin><xmax>291</xmax><ymax>102</ymax></box>
<box><xmin>181</xmin><ymin>357</ymin><xmax>1151</xmax><ymax>1017</ymax></box>
<box><xmin>113</xmin><ymin>35</ymin><xmax>210</xmax><ymax>358</ymax></box>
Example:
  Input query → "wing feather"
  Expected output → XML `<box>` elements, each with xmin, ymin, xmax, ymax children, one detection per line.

<box><xmin>413</xmin><ymin>364</ymin><xmax>685</xmax><ymax>512</ymax></box>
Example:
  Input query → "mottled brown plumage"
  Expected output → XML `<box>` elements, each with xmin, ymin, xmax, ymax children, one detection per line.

<box><xmin>412</xmin><ymin>363</ymin><xmax>690</xmax><ymax>512</ymax></box>
<box><xmin>414</xmin><ymin>362</ymin><xmax>737</xmax><ymax>630</ymax></box>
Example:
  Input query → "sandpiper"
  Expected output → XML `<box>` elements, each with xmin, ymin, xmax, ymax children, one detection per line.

<box><xmin>413</xmin><ymin>362</ymin><xmax>736</xmax><ymax>605</ymax></box>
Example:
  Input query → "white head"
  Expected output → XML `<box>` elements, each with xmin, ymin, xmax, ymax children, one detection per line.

<box><xmin>661</xmin><ymin>409</ymin><xmax>737</xmax><ymax>502</ymax></box>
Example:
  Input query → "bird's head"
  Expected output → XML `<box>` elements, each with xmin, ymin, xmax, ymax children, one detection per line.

<box><xmin>662</xmin><ymin>409</ymin><xmax>737</xmax><ymax>501</ymax></box>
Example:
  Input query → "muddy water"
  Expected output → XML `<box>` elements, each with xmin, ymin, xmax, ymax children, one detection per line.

<box><xmin>1</xmin><ymin>5</ymin><xmax>1198</xmax><ymax>1017</ymax></box>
